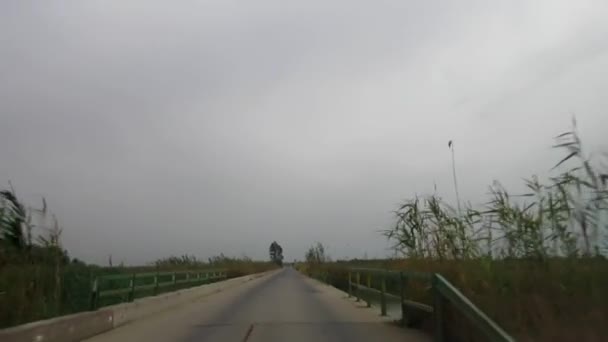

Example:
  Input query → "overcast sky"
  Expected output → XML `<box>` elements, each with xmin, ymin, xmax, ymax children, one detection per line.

<box><xmin>1</xmin><ymin>1</ymin><xmax>607</xmax><ymax>265</ymax></box>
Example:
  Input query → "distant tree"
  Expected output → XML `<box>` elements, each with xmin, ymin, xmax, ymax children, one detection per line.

<box><xmin>269</xmin><ymin>241</ymin><xmax>284</xmax><ymax>266</ymax></box>
<box><xmin>305</xmin><ymin>242</ymin><xmax>329</xmax><ymax>265</ymax></box>
<box><xmin>71</xmin><ymin>257</ymin><xmax>86</xmax><ymax>265</ymax></box>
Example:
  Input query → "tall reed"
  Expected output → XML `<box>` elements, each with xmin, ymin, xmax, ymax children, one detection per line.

<box><xmin>385</xmin><ymin>121</ymin><xmax>608</xmax><ymax>259</ymax></box>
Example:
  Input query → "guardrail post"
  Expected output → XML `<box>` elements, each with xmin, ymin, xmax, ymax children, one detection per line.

<box><xmin>348</xmin><ymin>271</ymin><xmax>352</xmax><ymax>298</ymax></box>
<box><xmin>154</xmin><ymin>269</ymin><xmax>159</xmax><ymax>295</ymax></box>
<box><xmin>90</xmin><ymin>276</ymin><xmax>99</xmax><ymax>310</ymax></box>
<box><xmin>432</xmin><ymin>274</ymin><xmax>446</xmax><ymax>342</ymax></box>
<box><xmin>172</xmin><ymin>272</ymin><xmax>176</xmax><ymax>287</ymax></box>
<box><xmin>400</xmin><ymin>271</ymin><xmax>408</xmax><ymax>326</ymax></box>
<box><xmin>366</xmin><ymin>273</ymin><xmax>372</xmax><ymax>307</ymax></box>
<box><xmin>380</xmin><ymin>271</ymin><xmax>387</xmax><ymax>316</ymax></box>
<box><xmin>355</xmin><ymin>272</ymin><xmax>361</xmax><ymax>302</ymax></box>
<box><xmin>129</xmin><ymin>273</ymin><xmax>136</xmax><ymax>302</ymax></box>
<box><xmin>186</xmin><ymin>271</ymin><xmax>190</xmax><ymax>283</ymax></box>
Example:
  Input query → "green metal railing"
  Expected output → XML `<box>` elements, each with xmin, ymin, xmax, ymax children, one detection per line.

<box><xmin>90</xmin><ymin>269</ymin><xmax>227</xmax><ymax>310</ymax></box>
<box><xmin>347</xmin><ymin>268</ymin><xmax>514</xmax><ymax>342</ymax></box>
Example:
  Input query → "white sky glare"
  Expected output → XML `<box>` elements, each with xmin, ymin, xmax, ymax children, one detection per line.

<box><xmin>1</xmin><ymin>1</ymin><xmax>607</xmax><ymax>264</ymax></box>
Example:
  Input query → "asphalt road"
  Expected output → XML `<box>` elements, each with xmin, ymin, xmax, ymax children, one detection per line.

<box><xmin>86</xmin><ymin>267</ymin><xmax>430</xmax><ymax>342</ymax></box>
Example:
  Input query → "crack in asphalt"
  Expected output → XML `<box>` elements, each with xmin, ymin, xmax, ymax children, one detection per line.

<box><xmin>242</xmin><ymin>323</ymin><xmax>255</xmax><ymax>342</ymax></box>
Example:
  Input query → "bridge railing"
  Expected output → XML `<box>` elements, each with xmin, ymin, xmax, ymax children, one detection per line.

<box><xmin>347</xmin><ymin>267</ymin><xmax>514</xmax><ymax>342</ymax></box>
<box><xmin>90</xmin><ymin>269</ymin><xmax>227</xmax><ymax>310</ymax></box>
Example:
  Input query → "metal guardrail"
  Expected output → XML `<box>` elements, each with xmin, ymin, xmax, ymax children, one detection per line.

<box><xmin>347</xmin><ymin>268</ymin><xmax>514</xmax><ymax>342</ymax></box>
<box><xmin>90</xmin><ymin>269</ymin><xmax>227</xmax><ymax>310</ymax></box>
<box><xmin>433</xmin><ymin>274</ymin><xmax>513</xmax><ymax>342</ymax></box>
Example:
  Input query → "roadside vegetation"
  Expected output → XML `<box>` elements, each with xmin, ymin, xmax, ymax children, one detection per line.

<box><xmin>300</xmin><ymin>120</ymin><xmax>608</xmax><ymax>341</ymax></box>
<box><xmin>0</xmin><ymin>190</ymin><xmax>276</xmax><ymax>328</ymax></box>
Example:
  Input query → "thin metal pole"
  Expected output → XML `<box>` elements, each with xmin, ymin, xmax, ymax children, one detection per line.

<box><xmin>380</xmin><ymin>272</ymin><xmax>387</xmax><ymax>316</ymax></box>
<box><xmin>153</xmin><ymin>273</ymin><xmax>159</xmax><ymax>295</ymax></box>
<box><xmin>433</xmin><ymin>275</ymin><xmax>445</xmax><ymax>342</ymax></box>
<box><xmin>449</xmin><ymin>141</ymin><xmax>462</xmax><ymax>216</ymax></box>
<box><xmin>348</xmin><ymin>271</ymin><xmax>352</xmax><ymax>298</ymax></box>
<box><xmin>400</xmin><ymin>272</ymin><xmax>407</xmax><ymax>326</ymax></box>
<box><xmin>90</xmin><ymin>276</ymin><xmax>98</xmax><ymax>310</ymax></box>
<box><xmin>356</xmin><ymin>272</ymin><xmax>361</xmax><ymax>302</ymax></box>
<box><xmin>366</xmin><ymin>273</ymin><xmax>372</xmax><ymax>307</ymax></box>
<box><xmin>129</xmin><ymin>273</ymin><xmax>136</xmax><ymax>302</ymax></box>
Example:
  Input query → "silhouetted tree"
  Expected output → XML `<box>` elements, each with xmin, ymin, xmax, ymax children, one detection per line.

<box><xmin>269</xmin><ymin>241</ymin><xmax>284</xmax><ymax>266</ymax></box>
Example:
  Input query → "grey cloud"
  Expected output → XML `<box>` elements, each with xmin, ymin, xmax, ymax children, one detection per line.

<box><xmin>1</xmin><ymin>0</ymin><xmax>607</xmax><ymax>264</ymax></box>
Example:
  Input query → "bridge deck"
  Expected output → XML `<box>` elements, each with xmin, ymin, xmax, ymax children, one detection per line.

<box><xmin>85</xmin><ymin>268</ymin><xmax>430</xmax><ymax>342</ymax></box>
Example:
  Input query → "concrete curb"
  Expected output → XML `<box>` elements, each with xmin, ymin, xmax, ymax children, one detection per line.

<box><xmin>0</xmin><ymin>271</ymin><xmax>274</xmax><ymax>342</ymax></box>
<box><xmin>0</xmin><ymin>310</ymin><xmax>114</xmax><ymax>342</ymax></box>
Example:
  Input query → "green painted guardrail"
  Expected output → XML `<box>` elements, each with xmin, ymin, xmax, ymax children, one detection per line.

<box><xmin>90</xmin><ymin>269</ymin><xmax>227</xmax><ymax>310</ymax></box>
<box><xmin>347</xmin><ymin>268</ymin><xmax>514</xmax><ymax>342</ymax></box>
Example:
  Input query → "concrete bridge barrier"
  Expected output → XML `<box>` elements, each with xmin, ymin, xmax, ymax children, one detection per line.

<box><xmin>0</xmin><ymin>310</ymin><xmax>114</xmax><ymax>342</ymax></box>
<box><xmin>0</xmin><ymin>272</ymin><xmax>272</xmax><ymax>342</ymax></box>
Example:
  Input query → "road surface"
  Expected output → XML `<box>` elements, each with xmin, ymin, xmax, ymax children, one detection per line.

<box><xmin>86</xmin><ymin>267</ymin><xmax>430</xmax><ymax>342</ymax></box>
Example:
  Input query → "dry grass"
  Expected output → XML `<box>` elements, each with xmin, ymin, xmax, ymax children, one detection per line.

<box><xmin>300</xmin><ymin>121</ymin><xmax>608</xmax><ymax>340</ymax></box>
<box><xmin>301</xmin><ymin>257</ymin><xmax>608</xmax><ymax>341</ymax></box>
<box><xmin>400</xmin><ymin>258</ymin><xmax>607</xmax><ymax>341</ymax></box>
